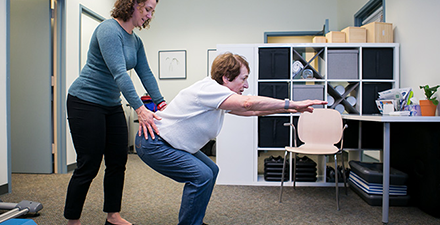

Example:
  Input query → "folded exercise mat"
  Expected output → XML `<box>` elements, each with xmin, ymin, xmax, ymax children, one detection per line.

<box><xmin>0</xmin><ymin>219</ymin><xmax>38</xmax><ymax>225</ymax></box>
<box><xmin>348</xmin><ymin>179</ymin><xmax>410</xmax><ymax>206</ymax></box>
<box><xmin>349</xmin><ymin>161</ymin><xmax>408</xmax><ymax>185</ymax></box>
<box><xmin>349</xmin><ymin>171</ymin><xmax>407</xmax><ymax>195</ymax></box>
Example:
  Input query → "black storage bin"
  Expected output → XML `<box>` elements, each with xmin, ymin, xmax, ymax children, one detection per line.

<box><xmin>259</xmin><ymin>47</ymin><xmax>290</xmax><ymax>79</ymax></box>
<box><xmin>258</xmin><ymin>82</ymin><xmax>289</xmax><ymax>99</ymax></box>
<box><xmin>362</xmin><ymin>82</ymin><xmax>392</xmax><ymax>114</ymax></box>
<box><xmin>342</xmin><ymin>119</ymin><xmax>383</xmax><ymax>150</ymax></box>
<box><xmin>258</xmin><ymin>116</ymin><xmax>290</xmax><ymax>147</ymax></box>
<box><xmin>264</xmin><ymin>156</ymin><xmax>289</xmax><ymax>181</ymax></box>
<box><xmin>362</xmin><ymin>48</ymin><xmax>393</xmax><ymax>79</ymax></box>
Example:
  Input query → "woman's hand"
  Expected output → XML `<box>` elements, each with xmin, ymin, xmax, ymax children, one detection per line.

<box><xmin>136</xmin><ymin>105</ymin><xmax>162</xmax><ymax>139</ymax></box>
<box><xmin>290</xmin><ymin>99</ymin><xmax>328</xmax><ymax>113</ymax></box>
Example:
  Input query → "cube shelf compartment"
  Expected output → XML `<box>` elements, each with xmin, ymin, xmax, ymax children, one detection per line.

<box><xmin>292</xmin><ymin>47</ymin><xmax>325</xmax><ymax>79</ymax></box>
<box><xmin>327</xmin><ymin>82</ymin><xmax>360</xmax><ymax>114</ymax></box>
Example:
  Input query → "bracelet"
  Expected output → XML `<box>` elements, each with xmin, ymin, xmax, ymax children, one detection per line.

<box><xmin>157</xmin><ymin>101</ymin><xmax>167</xmax><ymax>110</ymax></box>
<box><xmin>284</xmin><ymin>99</ymin><xmax>290</xmax><ymax>109</ymax></box>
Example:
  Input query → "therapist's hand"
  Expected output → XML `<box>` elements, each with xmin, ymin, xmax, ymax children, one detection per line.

<box><xmin>135</xmin><ymin>105</ymin><xmax>162</xmax><ymax>139</ymax></box>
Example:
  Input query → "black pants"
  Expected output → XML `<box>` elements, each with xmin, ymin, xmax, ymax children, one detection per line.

<box><xmin>64</xmin><ymin>95</ymin><xmax>128</xmax><ymax>220</ymax></box>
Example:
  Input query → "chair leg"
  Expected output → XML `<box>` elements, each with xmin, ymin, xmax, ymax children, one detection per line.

<box><xmin>335</xmin><ymin>154</ymin><xmax>340</xmax><ymax>211</ymax></box>
<box><xmin>340</xmin><ymin>152</ymin><xmax>348</xmax><ymax>195</ymax></box>
<box><xmin>279</xmin><ymin>150</ymin><xmax>288</xmax><ymax>203</ymax></box>
<box><xmin>293</xmin><ymin>153</ymin><xmax>297</xmax><ymax>190</ymax></box>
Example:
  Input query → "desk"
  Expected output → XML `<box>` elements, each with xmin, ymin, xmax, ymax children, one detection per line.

<box><xmin>342</xmin><ymin>115</ymin><xmax>440</xmax><ymax>224</ymax></box>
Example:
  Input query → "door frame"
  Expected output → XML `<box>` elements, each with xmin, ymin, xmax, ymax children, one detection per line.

<box><xmin>54</xmin><ymin>0</ymin><xmax>67</xmax><ymax>174</ymax></box>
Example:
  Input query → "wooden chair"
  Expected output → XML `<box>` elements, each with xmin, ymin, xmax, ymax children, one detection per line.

<box><xmin>279</xmin><ymin>108</ymin><xmax>348</xmax><ymax>210</ymax></box>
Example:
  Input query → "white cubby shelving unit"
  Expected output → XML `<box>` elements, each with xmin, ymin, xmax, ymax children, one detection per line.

<box><xmin>216</xmin><ymin>43</ymin><xmax>399</xmax><ymax>186</ymax></box>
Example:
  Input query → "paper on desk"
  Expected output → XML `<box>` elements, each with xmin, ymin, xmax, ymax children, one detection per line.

<box><xmin>376</xmin><ymin>100</ymin><xmax>396</xmax><ymax>114</ymax></box>
<box><xmin>378</xmin><ymin>88</ymin><xmax>413</xmax><ymax>111</ymax></box>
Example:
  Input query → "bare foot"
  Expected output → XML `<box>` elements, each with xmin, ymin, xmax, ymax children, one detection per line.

<box><xmin>107</xmin><ymin>212</ymin><xmax>132</xmax><ymax>225</ymax></box>
<box><xmin>67</xmin><ymin>219</ymin><xmax>81</xmax><ymax>225</ymax></box>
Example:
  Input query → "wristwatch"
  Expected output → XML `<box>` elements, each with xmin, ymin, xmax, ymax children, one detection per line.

<box><xmin>284</xmin><ymin>99</ymin><xmax>290</xmax><ymax>109</ymax></box>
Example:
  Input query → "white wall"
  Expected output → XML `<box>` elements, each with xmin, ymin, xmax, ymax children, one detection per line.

<box><xmin>0</xmin><ymin>0</ymin><xmax>8</xmax><ymax>189</ymax></box>
<box><xmin>337</xmin><ymin>0</ymin><xmax>368</xmax><ymax>31</ymax></box>
<box><xmin>65</xmin><ymin>0</ymin><xmax>114</xmax><ymax>165</ymax></box>
<box><xmin>135</xmin><ymin>0</ymin><xmax>368</xmax><ymax>102</ymax></box>
<box><xmin>386</xmin><ymin>0</ymin><xmax>440</xmax><ymax>108</ymax></box>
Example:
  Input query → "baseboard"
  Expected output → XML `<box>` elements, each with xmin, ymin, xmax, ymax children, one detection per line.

<box><xmin>0</xmin><ymin>183</ymin><xmax>9</xmax><ymax>195</ymax></box>
<box><xmin>67</xmin><ymin>163</ymin><xmax>77</xmax><ymax>172</ymax></box>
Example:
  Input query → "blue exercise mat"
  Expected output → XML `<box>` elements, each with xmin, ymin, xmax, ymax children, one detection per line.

<box><xmin>0</xmin><ymin>219</ymin><xmax>38</xmax><ymax>225</ymax></box>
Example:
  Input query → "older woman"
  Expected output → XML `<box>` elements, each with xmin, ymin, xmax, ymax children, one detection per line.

<box><xmin>64</xmin><ymin>0</ymin><xmax>165</xmax><ymax>224</ymax></box>
<box><xmin>135</xmin><ymin>52</ymin><xmax>327</xmax><ymax>225</ymax></box>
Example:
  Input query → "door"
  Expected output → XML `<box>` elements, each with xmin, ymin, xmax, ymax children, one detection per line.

<box><xmin>10</xmin><ymin>0</ymin><xmax>52</xmax><ymax>173</ymax></box>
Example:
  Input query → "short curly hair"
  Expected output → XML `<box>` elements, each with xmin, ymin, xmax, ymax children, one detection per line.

<box><xmin>211</xmin><ymin>52</ymin><xmax>250</xmax><ymax>85</ymax></box>
<box><xmin>110</xmin><ymin>0</ymin><xmax>159</xmax><ymax>30</ymax></box>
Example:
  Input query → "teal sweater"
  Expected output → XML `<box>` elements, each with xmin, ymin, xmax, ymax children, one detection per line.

<box><xmin>69</xmin><ymin>19</ymin><xmax>164</xmax><ymax>110</ymax></box>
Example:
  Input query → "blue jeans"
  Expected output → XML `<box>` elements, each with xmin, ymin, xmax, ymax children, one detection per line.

<box><xmin>135</xmin><ymin>133</ymin><xmax>219</xmax><ymax>225</ymax></box>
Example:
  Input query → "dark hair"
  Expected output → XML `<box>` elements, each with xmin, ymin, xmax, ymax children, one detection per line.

<box><xmin>211</xmin><ymin>52</ymin><xmax>250</xmax><ymax>85</ymax></box>
<box><xmin>110</xmin><ymin>0</ymin><xmax>159</xmax><ymax>30</ymax></box>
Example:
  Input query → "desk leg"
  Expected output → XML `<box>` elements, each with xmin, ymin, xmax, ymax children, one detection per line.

<box><xmin>382</xmin><ymin>122</ymin><xmax>390</xmax><ymax>224</ymax></box>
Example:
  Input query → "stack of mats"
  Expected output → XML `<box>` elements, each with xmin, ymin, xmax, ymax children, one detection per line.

<box><xmin>293</xmin><ymin>156</ymin><xmax>317</xmax><ymax>182</ymax></box>
<box><xmin>264</xmin><ymin>156</ymin><xmax>289</xmax><ymax>181</ymax></box>
<box><xmin>348</xmin><ymin>161</ymin><xmax>410</xmax><ymax>206</ymax></box>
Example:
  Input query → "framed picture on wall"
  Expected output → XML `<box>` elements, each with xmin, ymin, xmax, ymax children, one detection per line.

<box><xmin>159</xmin><ymin>50</ymin><xmax>187</xmax><ymax>79</ymax></box>
<box><xmin>207</xmin><ymin>49</ymin><xmax>217</xmax><ymax>77</ymax></box>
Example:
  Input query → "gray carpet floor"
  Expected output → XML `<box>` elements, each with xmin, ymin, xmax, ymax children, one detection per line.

<box><xmin>1</xmin><ymin>154</ymin><xmax>439</xmax><ymax>225</ymax></box>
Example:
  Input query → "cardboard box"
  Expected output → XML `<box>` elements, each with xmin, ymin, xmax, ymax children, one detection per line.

<box><xmin>361</xmin><ymin>22</ymin><xmax>393</xmax><ymax>43</ymax></box>
<box><xmin>325</xmin><ymin>31</ymin><xmax>345</xmax><ymax>43</ymax></box>
<box><xmin>341</xmin><ymin>27</ymin><xmax>366</xmax><ymax>43</ymax></box>
<box><xmin>313</xmin><ymin>36</ymin><xmax>327</xmax><ymax>43</ymax></box>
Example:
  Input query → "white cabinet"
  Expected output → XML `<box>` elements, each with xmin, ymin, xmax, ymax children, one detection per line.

<box><xmin>216</xmin><ymin>43</ymin><xmax>399</xmax><ymax>186</ymax></box>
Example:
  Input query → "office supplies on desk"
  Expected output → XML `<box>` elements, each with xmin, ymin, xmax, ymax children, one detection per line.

<box><xmin>378</xmin><ymin>87</ymin><xmax>413</xmax><ymax>111</ymax></box>
<box><xmin>375</xmin><ymin>100</ymin><xmax>396</xmax><ymax>114</ymax></box>
<box><xmin>403</xmin><ymin>104</ymin><xmax>421</xmax><ymax>116</ymax></box>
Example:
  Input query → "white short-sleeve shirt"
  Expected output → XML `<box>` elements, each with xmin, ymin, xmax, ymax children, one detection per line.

<box><xmin>155</xmin><ymin>77</ymin><xmax>235</xmax><ymax>153</ymax></box>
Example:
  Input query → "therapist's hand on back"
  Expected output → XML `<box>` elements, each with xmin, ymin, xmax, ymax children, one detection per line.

<box><xmin>136</xmin><ymin>105</ymin><xmax>162</xmax><ymax>139</ymax></box>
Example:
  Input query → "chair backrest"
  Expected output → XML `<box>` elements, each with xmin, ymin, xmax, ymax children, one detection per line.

<box><xmin>297</xmin><ymin>108</ymin><xmax>343</xmax><ymax>145</ymax></box>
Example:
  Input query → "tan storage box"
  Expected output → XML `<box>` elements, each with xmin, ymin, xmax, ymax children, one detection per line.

<box><xmin>361</xmin><ymin>22</ymin><xmax>393</xmax><ymax>43</ymax></box>
<box><xmin>326</xmin><ymin>31</ymin><xmax>345</xmax><ymax>43</ymax></box>
<box><xmin>341</xmin><ymin>27</ymin><xmax>366</xmax><ymax>43</ymax></box>
<box><xmin>313</xmin><ymin>36</ymin><xmax>327</xmax><ymax>43</ymax></box>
